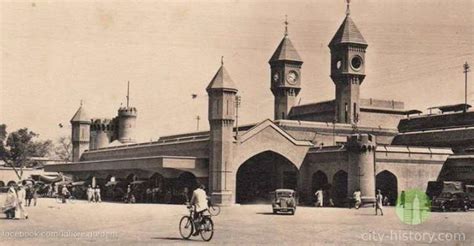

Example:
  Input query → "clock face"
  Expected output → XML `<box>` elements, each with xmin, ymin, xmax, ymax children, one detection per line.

<box><xmin>273</xmin><ymin>72</ymin><xmax>279</xmax><ymax>82</ymax></box>
<box><xmin>286</xmin><ymin>71</ymin><xmax>298</xmax><ymax>84</ymax></box>
<box><xmin>351</xmin><ymin>56</ymin><xmax>363</xmax><ymax>71</ymax></box>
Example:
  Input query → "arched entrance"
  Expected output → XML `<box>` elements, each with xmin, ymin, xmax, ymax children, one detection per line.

<box><xmin>312</xmin><ymin>171</ymin><xmax>329</xmax><ymax>194</ymax></box>
<box><xmin>332</xmin><ymin>170</ymin><xmax>348</xmax><ymax>207</ymax></box>
<box><xmin>7</xmin><ymin>181</ymin><xmax>16</xmax><ymax>187</ymax></box>
<box><xmin>0</xmin><ymin>181</ymin><xmax>5</xmax><ymax>187</ymax></box>
<box><xmin>236</xmin><ymin>151</ymin><xmax>299</xmax><ymax>204</ymax></box>
<box><xmin>376</xmin><ymin>170</ymin><xmax>398</xmax><ymax>206</ymax></box>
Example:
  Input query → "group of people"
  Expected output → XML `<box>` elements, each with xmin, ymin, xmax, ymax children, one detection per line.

<box><xmin>314</xmin><ymin>188</ymin><xmax>386</xmax><ymax>216</ymax></box>
<box><xmin>86</xmin><ymin>185</ymin><xmax>102</xmax><ymax>203</ymax></box>
<box><xmin>2</xmin><ymin>181</ymin><xmax>31</xmax><ymax>220</ymax></box>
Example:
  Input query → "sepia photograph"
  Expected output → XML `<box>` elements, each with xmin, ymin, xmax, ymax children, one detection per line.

<box><xmin>0</xmin><ymin>0</ymin><xmax>473</xmax><ymax>245</ymax></box>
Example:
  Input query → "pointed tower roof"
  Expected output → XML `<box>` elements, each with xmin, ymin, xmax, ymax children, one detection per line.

<box><xmin>269</xmin><ymin>36</ymin><xmax>302</xmax><ymax>63</ymax></box>
<box><xmin>206</xmin><ymin>57</ymin><xmax>238</xmax><ymax>92</ymax></box>
<box><xmin>70</xmin><ymin>105</ymin><xmax>91</xmax><ymax>124</ymax></box>
<box><xmin>329</xmin><ymin>15</ymin><xmax>367</xmax><ymax>48</ymax></box>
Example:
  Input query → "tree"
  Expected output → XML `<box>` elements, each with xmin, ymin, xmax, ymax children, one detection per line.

<box><xmin>54</xmin><ymin>136</ymin><xmax>72</xmax><ymax>162</ymax></box>
<box><xmin>0</xmin><ymin>124</ymin><xmax>52</xmax><ymax>180</ymax></box>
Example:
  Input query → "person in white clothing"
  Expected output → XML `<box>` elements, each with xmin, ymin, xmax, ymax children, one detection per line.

<box><xmin>190</xmin><ymin>184</ymin><xmax>209</xmax><ymax>213</ymax></box>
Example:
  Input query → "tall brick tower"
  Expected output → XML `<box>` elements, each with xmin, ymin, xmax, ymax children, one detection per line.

<box><xmin>207</xmin><ymin>58</ymin><xmax>238</xmax><ymax>205</ymax></box>
<box><xmin>269</xmin><ymin>17</ymin><xmax>303</xmax><ymax>120</ymax></box>
<box><xmin>329</xmin><ymin>1</ymin><xmax>367</xmax><ymax>125</ymax></box>
<box><xmin>71</xmin><ymin>103</ymin><xmax>91</xmax><ymax>162</ymax></box>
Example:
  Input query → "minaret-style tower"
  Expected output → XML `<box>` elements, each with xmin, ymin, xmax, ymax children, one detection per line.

<box><xmin>329</xmin><ymin>1</ymin><xmax>367</xmax><ymax>125</ymax></box>
<box><xmin>71</xmin><ymin>102</ymin><xmax>91</xmax><ymax>162</ymax></box>
<box><xmin>117</xmin><ymin>81</ymin><xmax>137</xmax><ymax>143</ymax></box>
<box><xmin>207</xmin><ymin>57</ymin><xmax>238</xmax><ymax>205</ymax></box>
<box><xmin>269</xmin><ymin>16</ymin><xmax>303</xmax><ymax>120</ymax></box>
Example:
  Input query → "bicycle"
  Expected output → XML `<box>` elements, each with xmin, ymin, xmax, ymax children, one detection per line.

<box><xmin>179</xmin><ymin>204</ymin><xmax>214</xmax><ymax>241</ymax></box>
<box><xmin>208</xmin><ymin>199</ymin><xmax>221</xmax><ymax>216</ymax></box>
<box><xmin>55</xmin><ymin>194</ymin><xmax>76</xmax><ymax>204</ymax></box>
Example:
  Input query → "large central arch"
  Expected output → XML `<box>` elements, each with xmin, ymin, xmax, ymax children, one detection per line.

<box><xmin>236</xmin><ymin>151</ymin><xmax>299</xmax><ymax>204</ymax></box>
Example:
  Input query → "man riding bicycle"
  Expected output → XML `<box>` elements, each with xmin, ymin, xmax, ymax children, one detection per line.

<box><xmin>190</xmin><ymin>184</ymin><xmax>209</xmax><ymax>235</ymax></box>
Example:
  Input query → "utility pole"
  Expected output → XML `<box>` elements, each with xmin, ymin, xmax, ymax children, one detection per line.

<box><xmin>235</xmin><ymin>95</ymin><xmax>241</xmax><ymax>140</ymax></box>
<box><xmin>463</xmin><ymin>62</ymin><xmax>470</xmax><ymax>112</ymax></box>
<box><xmin>126</xmin><ymin>81</ymin><xmax>130</xmax><ymax>108</ymax></box>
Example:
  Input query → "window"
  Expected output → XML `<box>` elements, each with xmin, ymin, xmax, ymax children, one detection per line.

<box><xmin>344</xmin><ymin>103</ymin><xmax>348</xmax><ymax>123</ymax></box>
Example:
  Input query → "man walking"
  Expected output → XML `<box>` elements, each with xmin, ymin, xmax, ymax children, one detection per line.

<box><xmin>375</xmin><ymin>189</ymin><xmax>384</xmax><ymax>216</ymax></box>
<box><xmin>315</xmin><ymin>189</ymin><xmax>324</xmax><ymax>207</ymax></box>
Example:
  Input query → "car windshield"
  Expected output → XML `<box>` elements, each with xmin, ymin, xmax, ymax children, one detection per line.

<box><xmin>277</xmin><ymin>192</ymin><xmax>293</xmax><ymax>198</ymax></box>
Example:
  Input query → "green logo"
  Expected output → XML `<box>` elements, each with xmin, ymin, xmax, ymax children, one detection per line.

<box><xmin>395</xmin><ymin>189</ymin><xmax>431</xmax><ymax>225</ymax></box>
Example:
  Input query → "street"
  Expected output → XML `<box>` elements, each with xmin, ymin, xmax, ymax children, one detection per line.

<box><xmin>0</xmin><ymin>197</ymin><xmax>472</xmax><ymax>245</ymax></box>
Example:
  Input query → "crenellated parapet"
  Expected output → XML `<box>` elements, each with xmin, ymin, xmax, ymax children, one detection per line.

<box><xmin>118</xmin><ymin>107</ymin><xmax>138</xmax><ymax>117</ymax></box>
<box><xmin>90</xmin><ymin>118</ymin><xmax>116</xmax><ymax>150</ymax></box>
<box><xmin>346</xmin><ymin>134</ymin><xmax>376</xmax><ymax>152</ymax></box>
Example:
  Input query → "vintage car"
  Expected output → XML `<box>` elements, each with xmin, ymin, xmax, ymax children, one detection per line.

<box><xmin>431</xmin><ymin>192</ymin><xmax>471</xmax><ymax>212</ymax></box>
<box><xmin>272</xmin><ymin>189</ymin><xmax>296</xmax><ymax>215</ymax></box>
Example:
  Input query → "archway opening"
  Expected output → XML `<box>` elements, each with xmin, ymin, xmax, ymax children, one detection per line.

<box><xmin>7</xmin><ymin>181</ymin><xmax>16</xmax><ymax>187</ymax></box>
<box><xmin>332</xmin><ymin>170</ymin><xmax>348</xmax><ymax>207</ymax></box>
<box><xmin>376</xmin><ymin>170</ymin><xmax>398</xmax><ymax>206</ymax></box>
<box><xmin>311</xmin><ymin>171</ymin><xmax>329</xmax><ymax>204</ymax></box>
<box><xmin>170</xmin><ymin>172</ymin><xmax>197</xmax><ymax>204</ymax></box>
<box><xmin>0</xmin><ymin>181</ymin><xmax>5</xmax><ymax>187</ymax></box>
<box><xmin>236</xmin><ymin>151</ymin><xmax>299</xmax><ymax>204</ymax></box>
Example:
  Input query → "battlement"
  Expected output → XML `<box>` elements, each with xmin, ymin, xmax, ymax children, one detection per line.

<box><xmin>118</xmin><ymin>107</ymin><xmax>138</xmax><ymax>116</ymax></box>
<box><xmin>91</xmin><ymin>118</ymin><xmax>115</xmax><ymax>131</ymax></box>
<box><xmin>346</xmin><ymin>134</ymin><xmax>376</xmax><ymax>151</ymax></box>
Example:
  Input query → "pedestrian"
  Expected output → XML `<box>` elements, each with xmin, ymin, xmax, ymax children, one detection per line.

<box><xmin>25</xmin><ymin>185</ymin><xmax>33</xmax><ymax>207</ymax></box>
<box><xmin>400</xmin><ymin>190</ymin><xmax>406</xmax><ymax>208</ymax></box>
<box><xmin>94</xmin><ymin>186</ymin><xmax>102</xmax><ymax>202</ymax></box>
<box><xmin>353</xmin><ymin>189</ymin><xmax>361</xmax><ymax>209</ymax></box>
<box><xmin>32</xmin><ymin>186</ymin><xmax>38</xmax><ymax>206</ymax></box>
<box><xmin>87</xmin><ymin>185</ymin><xmax>94</xmax><ymax>202</ymax></box>
<box><xmin>375</xmin><ymin>189</ymin><xmax>384</xmax><ymax>216</ymax></box>
<box><xmin>15</xmin><ymin>182</ymin><xmax>28</xmax><ymax>219</ymax></box>
<box><xmin>61</xmin><ymin>185</ymin><xmax>70</xmax><ymax>203</ymax></box>
<box><xmin>146</xmin><ymin>187</ymin><xmax>152</xmax><ymax>203</ymax></box>
<box><xmin>315</xmin><ymin>189</ymin><xmax>323</xmax><ymax>207</ymax></box>
<box><xmin>2</xmin><ymin>185</ymin><xmax>17</xmax><ymax>219</ymax></box>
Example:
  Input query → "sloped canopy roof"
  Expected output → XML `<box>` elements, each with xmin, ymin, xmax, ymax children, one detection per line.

<box><xmin>206</xmin><ymin>65</ymin><xmax>238</xmax><ymax>92</ymax></box>
<box><xmin>70</xmin><ymin>106</ymin><xmax>90</xmax><ymax>123</ymax></box>
<box><xmin>329</xmin><ymin>16</ymin><xmax>367</xmax><ymax>47</ymax></box>
<box><xmin>269</xmin><ymin>35</ymin><xmax>302</xmax><ymax>63</ymax></box>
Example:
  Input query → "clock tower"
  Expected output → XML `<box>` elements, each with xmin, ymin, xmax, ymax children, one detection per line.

<box><xmin>329</xmin><ymin>1</ymin><xmax>367</xmax><ymax>125</ymax></box>
<box><xmin>269</xmin><ymin>17</ymin><xmax>303</xmax><ymax>120</ymax></box>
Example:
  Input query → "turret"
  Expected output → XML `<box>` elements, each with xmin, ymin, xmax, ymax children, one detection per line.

<box><xmin>329</xmin><ymin>1</ymin><xmax>367</xmax><ymax>125</ymax></box>
<box><xmin>347</xmin><ymin>134</ymin><xmax>376</xmax><ymax>204</ymax></box>
<box><xmin>207</xmin><ymin>57</ymin><xmax>238</xmax><ymax>205</ymax></box>
<box><xmin>117</xmin><ymin>81</ymin><xmax>137</xmax><ymax>144</ymax></box>
<box><xmin>269</xmin><ymin>17</ymin><xmax>303</xmax><ymax>120</ymax></box>
<box><xmin>117</xmin><ymin>107</ymin><xmax>137</xmax><ymax>143</ymax></box>
<box><xmin>70</xmin><ymin>104</ymin><xmax>91</xmax><ymax>162</ymax></box>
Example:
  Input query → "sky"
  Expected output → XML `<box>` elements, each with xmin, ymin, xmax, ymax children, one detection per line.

<box><xmin>1</xmin><ymin>0</ymin><xmax>473</xmax><ymax>143</ymax></box>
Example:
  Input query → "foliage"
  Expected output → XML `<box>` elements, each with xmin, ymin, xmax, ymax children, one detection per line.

<box><xmin>54</xmin><ymin>136</ymin><xmax>72</xmax><ymax>162</ymax></box>
<box><xmin>0</xmin><ymin>124</ymin><xmax>52</xmax><ymax>179</ymax></box>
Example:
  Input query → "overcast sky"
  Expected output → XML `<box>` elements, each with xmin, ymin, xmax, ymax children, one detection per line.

<box><xmin>1</xmin><ymin>0</ymin><xmax>473</xmax><ymax>143</ymax></box>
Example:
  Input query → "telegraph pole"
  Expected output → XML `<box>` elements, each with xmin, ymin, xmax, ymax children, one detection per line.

<box><xmin>463</xmin><ymin>62</ymin><xmax>470</xmax><ymax>112</ymax></box>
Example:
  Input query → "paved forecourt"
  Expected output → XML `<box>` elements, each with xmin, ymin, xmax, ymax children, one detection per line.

<box><xmin>0</xmin><ymin>197</ymin><xmax>472</xmax><ymax>245</ymax></box>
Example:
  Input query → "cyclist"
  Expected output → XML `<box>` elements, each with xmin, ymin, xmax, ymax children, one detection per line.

<box><xmin>190</xmin><ymin>184</ymin><xmax>209</xmax><ymax>235</ymax></box>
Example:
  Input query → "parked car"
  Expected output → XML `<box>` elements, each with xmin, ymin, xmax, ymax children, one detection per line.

<box><xmin>431</xmin><ymin>192</ymin><xmax>470</xmax><ymax>212</ymax></box>
<box><xmin>271</xmin><ymin>189</ymin><xmax>296</xmax><ymax>215</ymax></box>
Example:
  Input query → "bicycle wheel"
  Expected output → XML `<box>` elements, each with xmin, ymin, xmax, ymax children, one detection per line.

<box><xmin>208</xmin><ymin>205</ymin><xmax>221</xmax><ymax>216</ymax></box>
<box><xmin>200</xmin><ymin>217</ymin><xmax>214</xmax><ymax>241</ymax></box>
<box><xmin>179</xmin><ymin>216</ymin><xmax>193</xmax><ymax>239</ymax></box>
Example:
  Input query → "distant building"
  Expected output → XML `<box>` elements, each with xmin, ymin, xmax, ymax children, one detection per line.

<box><xmin>46</xmin><ymin>2</ymin><xmax>471</xmax><ymax>205</ymax></box>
